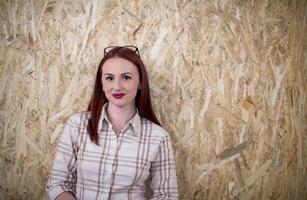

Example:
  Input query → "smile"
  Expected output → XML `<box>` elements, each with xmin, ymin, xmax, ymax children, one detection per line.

<box><xmin>112</xmin><ymin>93</ymin><xmax>125</xmax><ymax>99</ymax></box>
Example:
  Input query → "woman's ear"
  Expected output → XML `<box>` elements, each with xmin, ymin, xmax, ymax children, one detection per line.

<box><xmin>138</xmin><ymin>83</ymin><xmax>142</xmax><ymax>90</ymax></box>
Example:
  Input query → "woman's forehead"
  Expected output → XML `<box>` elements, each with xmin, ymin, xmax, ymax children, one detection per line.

<box><xmin>102</xmin><ymin>58</ymin><xmax>138</xmax><ymax>73</ymax></box>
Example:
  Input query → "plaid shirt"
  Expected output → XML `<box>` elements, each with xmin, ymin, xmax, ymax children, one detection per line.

<box><xmin>46</xmin><ymin>105</ymin><xmax>178</xmax><ymax>200</ymax></box>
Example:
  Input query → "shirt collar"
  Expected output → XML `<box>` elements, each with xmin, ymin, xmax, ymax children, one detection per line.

<box><xmin>99</xmin><ymin>103</ymin><xmax>142</xmax><ymax>137</ymax></box>
<box><xmin>130</xmin><ymin>109</ymin><xmax>142</xmax><ymax>136</ymax></box>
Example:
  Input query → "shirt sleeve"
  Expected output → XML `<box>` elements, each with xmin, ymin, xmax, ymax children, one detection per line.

<box><xmin>46</xmin><ymin>115</ymin><xmax>79</xmax><ymax>200</ymax></box>
<box><xmin>150</xmin><ymin>132</ymin><xmax>179</xmax><ymax>200</ymax></box>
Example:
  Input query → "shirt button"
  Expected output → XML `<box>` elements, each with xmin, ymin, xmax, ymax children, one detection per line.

<box><xmin>103</xmin><ymin>189</ymin><xmax>108</xmax><ymax>193</ymax></box>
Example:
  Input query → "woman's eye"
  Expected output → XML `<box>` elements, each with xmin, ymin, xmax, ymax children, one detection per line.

<box><xmin>105</xmin><ymin>76</ymin><xmax>113</xmax><ymax>81</ymax></box>
<box><xmin>123</xmin><ymin>75</ymin><xmax>131</xmax><ymax>80</ymax></box>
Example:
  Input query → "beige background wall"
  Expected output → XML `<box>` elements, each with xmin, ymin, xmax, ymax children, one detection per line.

<box><xmin>0</xmin><ymin>0</ymin><xmax>306</xmax><ymax>199</ymax></box>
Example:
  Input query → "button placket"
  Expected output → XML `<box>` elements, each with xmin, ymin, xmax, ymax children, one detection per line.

<box><xmin>100</xmin><ymin>133</ymin><xmax>117</xmax><ymax>196</ymax></box>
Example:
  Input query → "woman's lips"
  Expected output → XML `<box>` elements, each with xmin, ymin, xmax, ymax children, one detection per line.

<box><xmin>112</xmin><ymin>93</ymin><xmax>125</xmax><ymax>99</ymax></box>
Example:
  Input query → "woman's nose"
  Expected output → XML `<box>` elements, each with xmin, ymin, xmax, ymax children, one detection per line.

<box><xmin>114</xmin><ymin>79</ymin><xmax>122</xmax><ymax>90</ymax></box>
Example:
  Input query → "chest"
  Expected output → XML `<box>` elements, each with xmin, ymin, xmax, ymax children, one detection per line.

<box><xmin>75</xmin><ymin>129</ymin><xmax>160</xmax><ymax>186</ymax></box>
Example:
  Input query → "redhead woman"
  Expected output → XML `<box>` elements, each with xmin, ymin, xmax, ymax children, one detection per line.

<box><xmin>46</xmin><ymin>46</ymin><xmax>178</xmax><ymax>200</ymax></box>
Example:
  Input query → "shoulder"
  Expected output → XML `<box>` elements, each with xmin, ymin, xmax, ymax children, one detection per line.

<box><xmin>60</xmin><ymin>111</ymin><xmax>90</xmax><ymax>142</ymax></box>
<box><xmin>64</xmin><ymin>111</ymin><xmax>91</xmax><ymax>126</ymax></box>
<box><xmin>141</xmin><ymin>118</ymin><xmax>170</xmax><ymax>140</ymax></box>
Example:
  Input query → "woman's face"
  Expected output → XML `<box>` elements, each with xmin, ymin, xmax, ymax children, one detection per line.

<box><xmin>101</xmin><ymin>57</ymin><xmax>141</xmax><ymax>109</ymax></box>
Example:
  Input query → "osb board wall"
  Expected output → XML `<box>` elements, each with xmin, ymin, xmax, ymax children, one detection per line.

<box><xmin>0</xmin><ymin>0</ymin><xmax>306</xmax><ymax>199</ymax></box>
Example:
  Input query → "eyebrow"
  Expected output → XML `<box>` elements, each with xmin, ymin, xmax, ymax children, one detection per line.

<box><xmin>122</xmin><ymin>72</ymin><xmax>132</xmax><ymax>75</ymax></box>
<box><xmin>103</xmin><ymin>72</ymin><xmax>132</xmax><ymax>76</ymax></box>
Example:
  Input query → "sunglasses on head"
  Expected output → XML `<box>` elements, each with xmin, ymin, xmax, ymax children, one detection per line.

<box><xmin>103</xmin><ymin>46</ymin><xmax>140</xmax><ymax>58</ymax></box>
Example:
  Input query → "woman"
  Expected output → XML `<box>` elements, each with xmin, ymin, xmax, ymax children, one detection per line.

<box><xmin>46</xmin><ymin>46</ymin><xmax>178</xmax><ymax>200</ymax></box>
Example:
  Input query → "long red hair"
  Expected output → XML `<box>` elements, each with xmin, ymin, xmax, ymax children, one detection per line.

<box><xmin>87</xmin><ymin>47</ymin><xmax>161</xmax><ymax>145</ymax></box>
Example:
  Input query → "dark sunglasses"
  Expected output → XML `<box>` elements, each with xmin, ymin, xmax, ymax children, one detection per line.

<box><xmin>103</xmin><ymin>46</ymin><xmax>140</xmax><ymax>58</ymax></box>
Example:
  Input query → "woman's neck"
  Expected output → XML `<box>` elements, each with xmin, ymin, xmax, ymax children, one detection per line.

<box><xmin>106</xmin><ymin>103</ymin><xmax>137</xmax><ymax>132</ymax></box>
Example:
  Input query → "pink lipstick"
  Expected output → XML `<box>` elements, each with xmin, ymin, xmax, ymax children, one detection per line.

<box><xmin>112</xmin><ymin>93</ymin><xmax>125</xmax><ymax>99</ymax></box>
